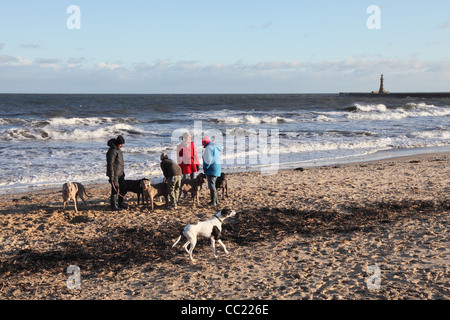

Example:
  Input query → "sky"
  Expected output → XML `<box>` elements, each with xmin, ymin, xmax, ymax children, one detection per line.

<box><xmin>1</xmin><ymin>0</ymin><xmax>450</xmax><ymax>94</ymax></box>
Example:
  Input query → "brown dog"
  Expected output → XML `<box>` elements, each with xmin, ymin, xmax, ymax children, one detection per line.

<box><xmin>62</xmin><ymin>182</ymin><xmax>90</xmax><ymax>212</ymax></box>
<box><xmin>180</xmin><ymin>173</ymin><xmax>206</xmax><ymax>206</ymax></box>
<box><xmin>141</xmin><ymin>180</ymin><xmax>169</xmax><ymax>210</ymax></box>
<box><xmin>215</xmin><ymin>173</ymin><xmax>228</xmax><ymax>200</ymax></box>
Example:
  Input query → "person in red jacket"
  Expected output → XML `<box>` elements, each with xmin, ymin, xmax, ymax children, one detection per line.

<box><xmin>177</xmin><ymin>132</ymin><xmax>200</xmax><ymax>180</ymax></box>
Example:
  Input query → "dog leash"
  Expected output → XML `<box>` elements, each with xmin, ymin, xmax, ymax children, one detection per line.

<box><xmin>111</xmin><ymin>182</ymin><xmax>128</xmax><ymax>200</ymax></box>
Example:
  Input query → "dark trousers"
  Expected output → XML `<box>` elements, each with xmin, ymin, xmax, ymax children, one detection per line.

<box><xmin>207</xmin><ymin>175</ymin><xmax>217</xmax><ymax>192</ymax></box>
<box><xmin>110</xmin><ymin>174</ymin><xmax>126</xmax><ymax>204</ymax></box>
<box><xmin>206</xmin><ymin>175</ymin><xmax>218</xmax><ymax>205</ymax></box>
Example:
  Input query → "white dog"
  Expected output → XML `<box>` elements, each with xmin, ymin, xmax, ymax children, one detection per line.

<box><xmin>172</xmin><ymin>208</ymin><xmax>236</xmax><ymax>261</ymax></box>
<box><xmin>62</xmin><ymin>182</ymin><xmax>90</xmax><ymax>212</ymax></box>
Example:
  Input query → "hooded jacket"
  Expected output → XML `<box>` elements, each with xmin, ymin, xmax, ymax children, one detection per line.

<box><xmin>202</xmin><ymin>142</ymin><xmax>222</xmax><ymax>177</ymax></box>
<box><xmin>177</xmin><ymin>141</ymin><xmax>200</xmax><ymax>175</ymax></box>
<box><xmin>106</xmin><ymin>138</ymin><xmax>124</xmax><ymax>180</ymax></box>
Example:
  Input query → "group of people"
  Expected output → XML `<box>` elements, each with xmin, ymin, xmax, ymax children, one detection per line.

<box><xmin>106</xmin><ymin>133</ymin><xmax>222</xmax><ymax>211</ymax></box>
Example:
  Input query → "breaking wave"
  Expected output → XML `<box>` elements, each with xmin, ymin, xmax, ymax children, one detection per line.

<box><xmin>0</xmin><ymin>117</ymin><xmax>145</xmax><ymax>141</ymax></box>
<box><xmin>343</xmin><ymin>103</ymin><xmax>450</xmax><ymax>121</ymax></box>
<box><xmin>209</xmin><ymin>114</ymin><xmax>293</xmax><ymax>125</ymax></box>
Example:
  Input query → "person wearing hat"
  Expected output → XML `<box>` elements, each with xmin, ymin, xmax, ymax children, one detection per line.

<box><xmin>160</xmin><ymin>152</ymin><xmax>182</xmax><ymax>209</ymax></box>
<box><xmin>106</xmin><ymin>135</ymin><xmax>128</xmax><ymax>211</ymax></box>
<box><xmin>202</xmin><ymin>136</ymin><xmax>222</xmax><ymax>206</ymax></box>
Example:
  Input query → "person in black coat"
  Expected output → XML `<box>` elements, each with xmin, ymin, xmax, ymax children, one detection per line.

<box><xmin>160</xmin><ymin>153</ymin><xmax>182</xmax><ymax>209</ymax></box>
<box><xmin>106</xmin><ymin>135</ymin><xmax>128</xmax><ymax>211</ymax></box>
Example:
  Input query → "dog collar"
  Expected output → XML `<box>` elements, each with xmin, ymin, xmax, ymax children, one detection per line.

<box><xmin>214</xmin><ymin>215</ymin><xmax>224</xmax><ymax>223</ymax></box>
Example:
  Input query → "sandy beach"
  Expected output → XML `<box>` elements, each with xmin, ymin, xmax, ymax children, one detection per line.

<box><xmin>0</xmin><ymin>152</ymin><xmax>448</xmax><ymax>300</ymax></box>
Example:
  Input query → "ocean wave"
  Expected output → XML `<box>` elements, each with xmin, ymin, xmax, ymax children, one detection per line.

<box><xmin>226</xmin><ymin>127</ymin><xmax>260</xmax><ymax>136</ymax></box>
<box><xmin>1</xmin><ymin>128</ymin><xmax>40</xmax><ymax>140</ymax></box>
<box><xmin>1</xmin><ymin>116</ymin><xmax>141</xmax><ymax>129</ymax></box>
<box><xmin>278</xmin><ymin>138</ymin><xmax>396</xmax><ymax>154</ymax></box>
<box><xmin>345</xmin><ymin>103</ymin><xmax>388</xmax><ymax>113</ymax></box>
<box><xmin>0</xmin><ymin>123</ymin><xmax>145</xmax><ymax>141</ymax></box>
<box><xmin>315</xmin><ymin>114</ymin><xmax>334</xmax><ymax>122</ymax></box>
<box><xmin>217</xmin><ymin>137</ymin><xmax>404</xmax><ymax>162</ymax></box>
<box><xmin>210</xmin><ymin>116</ymin><xmax>243</xmax><ymax>124</ymax></box>
<box><xmin>0</xmin><ymin>118</ymin><xmax>26</xmax><ymax>126</ymax></box>
<box><xmin>126</xmin><ymin>146</ymin><xmax>174</xmax><ymax>155</ymax></box>
<box><xmin>400</xmin><ymin>102</ymin><xmax>436</xmax><ymax>110</ymax></box>
<box><xmin>344</xmin><ymin>103</ymin><xmax>450</xmax><ymax>121</ymax></box>
<box><xmin>40</xmin><ymin>116</ymin><xmax>140</xmax><ymax>127</ymax></box>
<box><xmin>276</xmin><ymin>140</ymin><xmax>448</xmax><ymax>160</ymax></box>
<box><xmin>208</xmin><ymin>114</ymin><xmax>293</xmax><ymax>125</ymax></box>
<box><xmin>410</xmin><ymin>130</ymin><xmax>450</xmax><ymax>140</ymax></box>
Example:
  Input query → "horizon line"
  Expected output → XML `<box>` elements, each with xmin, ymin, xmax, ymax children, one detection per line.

<box><xmin>1</xmin><ymin>91</ymin><xmax>450</xmax><ymax>95</ymax></box>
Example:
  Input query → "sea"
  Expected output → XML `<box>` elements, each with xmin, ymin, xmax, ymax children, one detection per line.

<box><xmin>0</xmin><ymin>94</ymin><xmax>449</xmax><ymax>195</ymax></box>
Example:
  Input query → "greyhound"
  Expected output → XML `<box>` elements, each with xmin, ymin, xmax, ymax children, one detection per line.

<box><xmin>172</xmin><ymin>208</ymin><xmax>236</xmax><ymax>261</ymax></box>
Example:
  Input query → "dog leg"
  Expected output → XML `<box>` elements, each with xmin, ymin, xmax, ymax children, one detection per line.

<box><xmin>73</xmin><ymin>197</ymin><xmax>78</xmax><ymax>213</ymax></box>
<box><xmin>188</xmin><ymin>237</ymin><xmax>197</xmax><ymax>261</ymax></box>
<box><xmin>80</xmin><ymin>195</ymin><xmax>87</xmax><ymax>208</ymax></box>
<box><xmin>144</xmin><ymin>192</ymin><xmax>149</xmax><ymax>207</ymax></box>
<box><xmin>182</xmin><ymin>241</ymin><xmax>190</xmax><ymax>254</ymax></box>
<box><xmin>211</xmin><ymin>238</ymin><xmax>218</xmax><ymax>258</ymax></box>
<box><xmin>217</xmin><ymin>239</ymin><xmax>229</xmax><ymax>255</ymax></box>
<box><xmin>211</xmin><ymin>226</ymin><xmax>221</xmax><ymax>258</ymax></box>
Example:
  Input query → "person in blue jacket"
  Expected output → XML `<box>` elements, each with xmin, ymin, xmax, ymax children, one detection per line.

<box><xmin>202</xmin><ymin>136</ymin><xmax>222</xmax><ymax>206</ymax></box>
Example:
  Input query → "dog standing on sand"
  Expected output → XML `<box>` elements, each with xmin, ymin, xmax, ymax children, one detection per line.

<box><xmin>172</xmin><ymin>208</ymin><xmax>236</xmax><ymax>261</ymax></box>
<box><xmin>140</xmin><ymin>180</ymin><xmax>169</xmax><ymax>210</ymax></box>
<box><xmin>123</xmin><ymin>178</ymin><xmax>148</xmax><ymax>205</ymax></box>
<box><xmin>215</xmin><ymin>173</ymin><xmax>228</xmax><ymax>200</ymax></box>
<box><xmin>180</xmin><ymin>173</ymin><xmax>206</xmax><ymax>206</ymax></box>
<box><xmin>62</xmin><ymin>182</ymin><xmax>90</xmax><ymax>212</ymax></box>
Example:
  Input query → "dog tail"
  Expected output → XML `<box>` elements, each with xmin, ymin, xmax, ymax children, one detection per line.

<box><xmin>81</xmin><ymin>187</ymin><xmax>93</xmax><ymax>198</ymax></box>
<box><xmin>172</xmin><ymin>235</ymin><xmax>182</xmax><ymax>248</ymax></box>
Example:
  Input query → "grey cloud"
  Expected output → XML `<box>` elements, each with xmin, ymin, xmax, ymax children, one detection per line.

<box><xmin>20</xmin><ymin>43</ymin><xmax>44</xmax><ymax>49</ymax></box>
<box><xmin>67</xmin><ymin>57</ymin><xmax>86</xmax><ymax>64</ymax></box>
<box><xmin>0</xmin><ymin>54</ymin><xmax>15</xmax><ymax>64</ymax></box>
<box><xmin>35</xmin><ymin>58</ymin><xmax>60</xmax><ymax>64</ymax></box>
<box><xmin>0</xmin><ymin>54</ymin><xmax>32</xmax><ymax>66</ymax></box>
<box><xmin>1</xmin><ymin>55</ymin><xmax>450</xmax><ymax>93</ymax></box>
